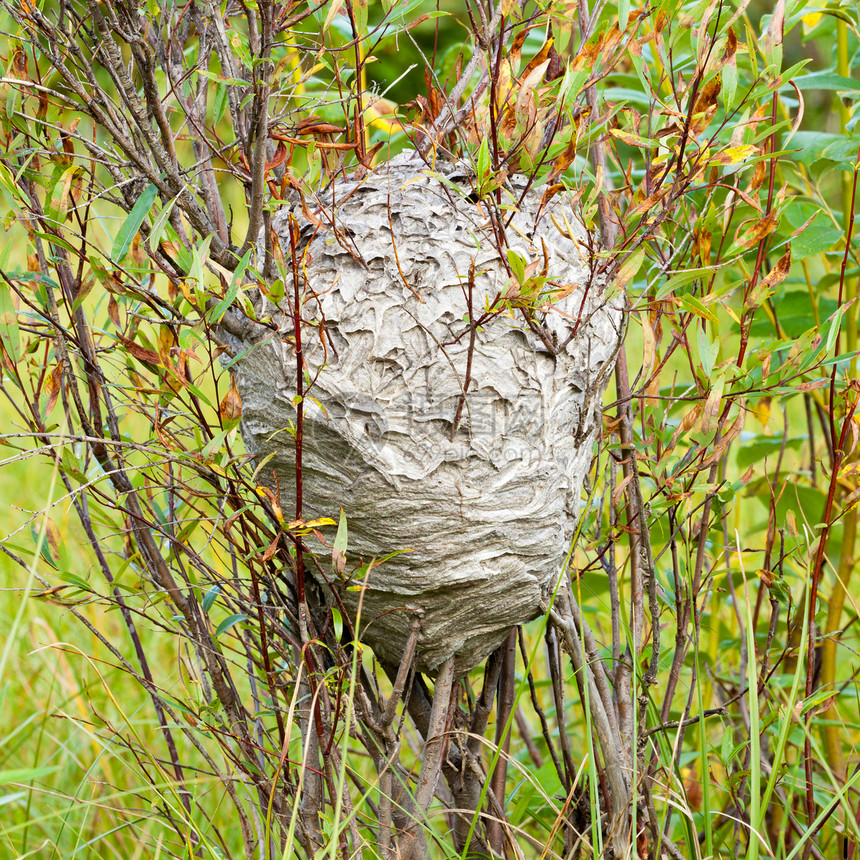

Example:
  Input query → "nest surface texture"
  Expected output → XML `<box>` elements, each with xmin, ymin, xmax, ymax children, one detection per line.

<box><xmin>237</xmin><ymin>152</ymin><xmax>623</xmax><ymax>674</ymax></box>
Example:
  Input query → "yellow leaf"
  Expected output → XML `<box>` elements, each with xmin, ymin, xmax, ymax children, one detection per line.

<box><xmin>364</xmin><ymin>96</ymin><xmax>403</xmax><ymax>134</ymax></box>
<box><xmin>710</xmin><ymin>144</ymin><xmax>758</xmax><ymax>166</ymax></box>
<box><xmin>752</xmin><ymin>396</ymin><xmax>771</xmax><ymax>431</ymax></box>
<box><xmin>324</xmin><ymin>0</ymin><xmax>346</xmax><ymax>30</ymax></box>
<box><xmin>610</xmin><ymin>128</ymin><xmax>654</xmax><ymax>148</ymax></box>
<box><xmin>615</xmin><ymin>246</ymin><xmax>646</xmax><ymax>291</ymax></box>
<box><xmin>641</xmin><ymin>316</ymin><xmax>656</xmax><ymax>380</ymax></box>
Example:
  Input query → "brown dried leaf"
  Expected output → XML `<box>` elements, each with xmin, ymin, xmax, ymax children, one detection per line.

<box><xmin>571</xmin><ymin>39</ymin><xmax>599</xmax><ymax>71</ymax></box>
<box><xmin>157</xmin><ymin>325</ymin><xmax>176</xmax><ymax>365</ymax></box>
<box><xmin>747</xmin><ymin>158</ymin><xmax>767</xmax><ymax>193</ymax></box>
<box><xmin>763</xmin><ymin>0</ymin><xmax>785</xmax><ymax>59</ymax></box>
<box><xmin>118</xmin><ymin>334</ymin><xmax>161</xmax><ymax>365</ymax></box>
<box><xmin>757</xmin><ymin>567</ymin><xmax>775</xmax><ymax>587</ymax></box>
<box><xmin>549</xmin><ymin>135</ymin><xmax>578</xmax><ymax>181</ymax></box>
<box><xmin>509</xmin><ymin>29</ymin><xmax>529</xmax><ymax>68</ymax></box>
<box><xmin>174</xmin><ymin>350</ymin><xmax>190</xmax><ymax>388</ymax></box>
<box><xmin>424</xmin><ymin>67</ymin><xmax>441</xmax><ymax>118</ymax></box>
<box><xmin>521</xmin><ymin>39</ymin><xmax>555</xmax><ymax>81</ymax></box>
<box><xmin>546</xmin><ymin>41</ymin><xmax>564</xmax><ymax>81</ymax></box>
<box><xmin>700</xmin><ymin>379</ymin><xmax>724</xmax><ymax>436</ymax></box>
<box><xmin>693</xmin><ymin>76</ymin><xmax>722</xmax><ymax>116</ymax></box>
<box><xmin>256</xmin><ymin>485</ymin><xmax>284</xmax><ymax>523</ymax></box>
<box><xmin>722</xmin><ymin>27</ymin><xmax>737</xmax><ymax>65</ymax></box>
<box><xmin>539</xmin><ymin>183</ymin><xmax>565</xmax><ymax>209</ymax></box>
<box><xmin>683</xmin><ymin>767</ymin><xmax>703</xmax><ymax>810</ymax></box>
<box><xmin>43</xmin><ymin>362</ymin><xmax>63</xmax><ymax>418</ymax></box>
<box><xmin>598</xmin><ymin>25</ymin><xmax>623</xmax><ymax>61</ymax></box>
<box><xmin>333</xmin><ymin>546</ymin><xmax>346</xmax><ymax>578</ymax></box>
<box><xmin>736</xmin><ymin>210</ymin><xmax>778</xmax><ymax>249</ymax></box>
<box><xmin>224</xmin><ymin>508</ymin><xmax>244</xmax><ymax>534</ymax></box>
<box><xmin>700</xmin><ymin>406</ymin><xmax>746</xmax><ymax>468</ymax></box>
<box><xmin>796</xmin><ymin>379</ymin><xmax>829</xmax><ymax>392</ymax></box>
<box><xmin>260</xmin><ymin>531</ymin><xmax>281</xmax><ymax>562</ymax></box>
<box><xmin>695</xmin><ymin>227</ymin><xmax>712</xmax><ymax>266</ymax></box>
<box><xmin>747</xmin><ymin>247</ymin><xmax>791</xmax><ymax>307</ymax></box>
<box><xmin>668</xmin><ymin>402</ymin><xmax>704</xmax><ymax>452</ymax></box>
<box><xmin>265</xmin><ymin>141</ymin><xmax>289</xmax><ymax>174</ymax></box>
<box><xmin>611</xmin><ymin>473</ymin><xmax>633</xmax><ymax>506</ymax></box>
<box><xmin>628</xmin><ymin>187</ymin><xmax>669</xmax><ymax>217</ymax></box>
<box><xmin>219</xmin><ymin>374</ymin><xmax>243</xmax><ymax>426</ymax></box>
<box><xmin>108</xmin><ymin>295</ymin><xmax>120</xmax><ymax>328</ymax></box>
<box><xmin>44</xmin><ymin>517</ymin><xmax>61</xmax><ymax>562</ymax></box>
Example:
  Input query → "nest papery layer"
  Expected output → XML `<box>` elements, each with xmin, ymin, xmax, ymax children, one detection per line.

<box><xmin>236</xmin><ymin>153</ymin><xmax>623</xmax><ymax>674</ymax></box>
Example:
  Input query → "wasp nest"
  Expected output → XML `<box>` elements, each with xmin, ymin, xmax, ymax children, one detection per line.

<box><xmin>234</xmin><ymin>152</ymin><xmax>623</xmax><ymax>675</ymax></box>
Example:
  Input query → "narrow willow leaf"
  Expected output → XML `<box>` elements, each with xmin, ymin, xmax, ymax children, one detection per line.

<box><xmin>112</xmin><ymin>184</ymin><xmax>158</xmax><ymax>262</ymax></box>
<box><xmin>214</xmin><ymin>613</ymin><xmax>250</xmax><ymax>638</ymax></box>
<box><xmin>202</xmin><ymin>585</ymin><xmax>220</xmax><ymax>614</ymax></box>
<box><xmin>148</xmin><ymin>192</ymin><xmax>182</xmax><ymax>252</ymax></box>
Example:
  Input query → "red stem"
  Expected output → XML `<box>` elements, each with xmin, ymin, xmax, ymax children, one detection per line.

<box><xmin>804</xmin><ymin>144</ymin><xmax>860</xmax><ymax>840</ymax></box>
<box><xmin>288</xmin><ymin>216</ymin><xmax>305</xmax><ymax>605</ymax></box>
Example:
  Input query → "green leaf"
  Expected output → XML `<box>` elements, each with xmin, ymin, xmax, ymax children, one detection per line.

<box><xmin>214</xmin><ymin>613</ymin><xmax>250</xmax><ymax>638</ymax></box>
<box><xmin>209</xmin><ymin>249</ymin><xmax>252</xmax><ymax>322</ymax></box>
<box><xmin>331</xmin><ymin>606</ymin><xmax>343</xmax><ymax>641</ymax></box>
<box><xmin>112</xmin><ymin>184</ymin><xmax>158</xmax><ymax>262</ymax></box>
<box><xmin>353</xmin><ymin>0</ymin><xmax>368</xmax><ymax>33</ymax></box>
<box><xmin>791</xmin><ymin>220</ymin><xmax>842</xmax><ymax>260</ymax></box>
<box><xmin>353</xmin><ymin>549</ymin><xmax>411</xmax><ymax>581</ymax></box>
<box><xmin>195</xmin><ymin>69</ymin><xmax>250</xmax><ymax>86</ymax></box>
<box><xmin>822</xmin><ymin>137</ymin><xmax>860</xmax><ymax>163</ymax></box>
<box><xmin>202</xmin><ymin>585</ymin><xmax>220</xmax><ymax>613</ymax></box>
<box><xmin>723</xmin><ymin>55</ymin><xmax>737</xmax><ymax>111</ymax></box>
<box><xmin>789</xmin><ymin>131</ymin><xmax>860</xmax><ymax>167</ymax></box>
<box><xmin>800</xmin><ymin>687</ymin><xmax>837</xmax><ymax>717</ymax></box>
<box><xmin>33</xmin><ymin>230</ymin><xmax>77</xmax><ymax>254</ymax></box>
<box><xmin>148</xmin><ymin>192</ymin><xmax>182</xmax><ymax>252</ymax></box>
<box><xmin>655</xmin><ymin>267</ymin><xmax>711</xmax><ymax>300</ymax></box>
<box><xmin>789</xmin><ymin>73</ymin><xmax>860</xmax><ymax>93</ymax></box>
<box><xmin>737</xmin><ymin>435</ymin><xmax>803</xmax><ymax>470</ymax></box>
<box><xmin>58</xmin><ymin>572</ymin><xmax>90</xmax><ymax>591</ymax></box>
<box><xmin>696</xmin><ymin>326</ymin><xmax>719</xmax><ymax>378</ymax></box>
<box><xmin>60</xmin><ymin>448</ymin><xmax>88</xmax><ymax>484</ymax></box>
<box><xmin>212</xmin><ymin>84</ymin><xmax>229</xmax><ymax>126</ymax></box>
<box><xmin>824</xmin><ymin>303</ymin><xmax>850</xmax><ymax>353</ymax></box>
<box><xmin>680</xmin><ymin>294</ymin><xmax>719</xmax><ymax>323</ymax></box>
<box><xmin>0</xmin><ymin>766</ymin><xmax>59</xmax><ymax>785</ymax></box>
<box><xmin>506</xmin><ymin>249</ymin><xmax>526</xmax><ymax>283</ymax></box>
<box><xmin>0</xmin><ymin>284</ymin><xmax>20</xmax><ymax>363</ymax></box>
<box><xmin>476</xmin><ymin>137</ymin><xmax>490</xmax><ymax>184</ymax></box>
<box><xmin>188</xmin><ymin>232</ymin><xmax>215</xmax><ymax>287</ymax></box>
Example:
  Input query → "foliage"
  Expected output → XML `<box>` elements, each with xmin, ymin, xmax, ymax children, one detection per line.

<box><xmin>0</xmin><ymin>0</ymin><xmax>858</xmax><ymax>858</ymax></box>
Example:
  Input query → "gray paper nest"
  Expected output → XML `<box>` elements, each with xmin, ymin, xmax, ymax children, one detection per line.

<box><xmin>235</xmin><ymin>151</ymin><xmax>623</xmax><ymax>675</ymax></box>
